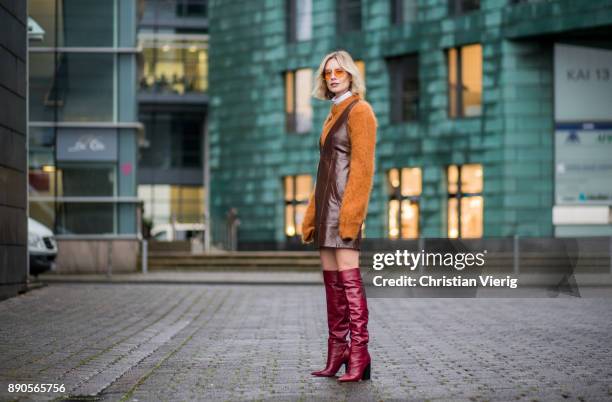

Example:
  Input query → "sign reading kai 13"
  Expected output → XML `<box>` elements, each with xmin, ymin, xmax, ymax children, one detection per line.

<box><xmin>554</xmin><ymin>44</ymin><xmax>612</xmax><ymax>122</ymax></box>
<box><xmin>56</xmin><ymin>129</ymin><xmax>118</xmax><ymax>161</ymax></box>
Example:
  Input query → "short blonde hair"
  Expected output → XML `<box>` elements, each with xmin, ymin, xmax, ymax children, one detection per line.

<box><xmin>312</xmin><ymin>50</ymin><xmax>366</xmax><ymax>100</ymax></box>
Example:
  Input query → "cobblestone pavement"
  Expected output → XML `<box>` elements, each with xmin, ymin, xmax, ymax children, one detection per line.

<box><xmin>0</xmin><ymin>283</ymin><xmax>611</xmax><ymax>401</ymax></box>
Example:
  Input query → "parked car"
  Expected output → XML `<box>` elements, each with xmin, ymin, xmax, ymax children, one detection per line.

<box><xmin>28</xmin><ymin>218</ymin><xmax>58</xmax><ymax>276</ymax></box>
<box><xmin>150</xmin><ymin>223</ymin><xmax>205</xmax><ymax>242</ymax></box>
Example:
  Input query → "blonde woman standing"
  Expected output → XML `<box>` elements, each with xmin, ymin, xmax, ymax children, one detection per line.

<box><xmin>302</xmin><ymin>50</ymin><xmax>377</xmax><ymax>382</ymax></box>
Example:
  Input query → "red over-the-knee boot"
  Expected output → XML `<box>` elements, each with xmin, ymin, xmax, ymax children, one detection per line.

<box><xmin>311</xmin><ymin>270</ymin><xmax>350</xmax><ymax>377</ymax></box>
<box><xmin>338</xmin><ymin>267</ymin><xmax>371</xmax><ymax>382</ymax></box>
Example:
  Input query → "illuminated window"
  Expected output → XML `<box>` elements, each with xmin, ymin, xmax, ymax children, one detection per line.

<box><xmin>391</xmin><ymin>0</ymin><xmax>418</xmax><ymax>25</ymax></box>
<box><xmin>355</xmin><ymin>60</ymin><xmax>366</xmax><ymax>84</ymax></box>
<box><xmin>286</xmin><ymin>0</ymin><xmax>312</xmax><ymax>42</ymax></box>
<box><xmin>447</xmin><ymin>164</ymin><xmax>483</xmax><ymax>238</ymax></box>
<box><xmin>387</xmin><ymin>167</ymin><xmax>421</xmax><ymax>239</ymax></box>
<box><xmin>138</xmin><ymin>184</ymin><xmax>204</xmax><ymax>227</ymax></box>
<box><xmin>387</xmin><ymin>54</ymin><xmax>419</xmax><ymax>123</ymax></box>
<box><xmin>448</xmin><ymin>0</ymin><xmax>480</xmax><ymax>15</ymax></box>
<box><xmin>284</xmin><ymin>175</ymin><xmax>313</xmax><ymax>237</ymax></box>
<box><xmin>337</xmin><ymin>0</ymin><xmax>361</xmax><ymax>33</ymax></box>
<box><xmin>139</xmin><ymin>34</ymin><xmax>208</xmax><ymax>94</ymax></box>
<box><xmin>447</xmin><ymin>44</ymin><xmax>482</xmax><ymax>118</ymax></box>
<box><xmin>285</xmin><ymin>68</ymin><xmax>313</xmax><ymax>133</ymax></box>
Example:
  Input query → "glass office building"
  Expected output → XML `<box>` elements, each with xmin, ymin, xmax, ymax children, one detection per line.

<box><xmin>136</xmin><ymin>0</ymin><xmax>208</xmax><ymax>229</ymax></box>
<box><xmin>28</xmin><ymin>0</ymin><xmax>140</xmax><ymax>270</ymax></box>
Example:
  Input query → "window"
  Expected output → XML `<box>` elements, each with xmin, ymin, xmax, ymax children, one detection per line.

<box><xmin>57</xmin><ymin>53</ymin><xmax>115</xmax><ymax>122</ymax></box>
<box><xmin>448</xmin><ymin>0</ymin><xmax>480</xmax><ymax>15</ymax></box>
<box><xmin>57</xmin><ymin>202</ymin><xmax>115</xmax><ymax>234</ymax></box>
<box><xmin>284</xmin><ymin>175</ymin><xmax>313</xmax><ymax>237</ymax></box>
<box><xmin>142</xmin><ymin>0</ymin><xmax>208</xmax><ymax>20</ymax></box>
<box><xmin>139</xmin><ymin>35</ymin><xmax>208</xmax><ymax>94</ymax></box>
<box><xmin>28</xmin><ymin>127</ymin><xmax>55</xmax><ymax>193</ymax></box>
<box><xmin>447</xmin><ymin>44</ymin><xmax>482</xmax><ymax>118</ymax></box>
<box><xmin>28</xmin><ymin>128</ymin><xmax>124</xmax><ymax>235</ymax></box>
<box><xmin>29</xmin><ymin>53</ymin><xmax>115</xmax><ymax>122</ymax></box>
<box><xmin>391</xmin><ymin>0</ymin><xmax>418</xmax><ymax>25</ymax></box>
<box><xmin>286</xmin><ymin>0</ymin><xmax>312</xmax><ymax>42</ymax></box>
<box><xmin>28</xmin><ymin>127</ymin><xmax>57</xmax><ymax>230</ymax></box>
<box><xmin>387</xmin><ymin>54</ymin><xmax>419</xmax><ymax>123</ymax></box>
<box><xmin>337</xmin><ymin>0</ymin><xmax>361</xmax><ymax>33</ymax></box>
<box><xmin>139</xmin><ymin>111</ymin><xmax>203</xmax><ymax>169</ymax></box>
<box><xmin>138</xmin><ymin>185</ymin><xmax>204</xmax><ymax>226</ymax></box>
<box><xmin>388</xmin><ymin>168</ymin><xmax>421</xmax><ymax>239</ymax></box>
<box><xmin>29</xmin><ymin>53</ymin><xmax>56</xmax><ymax>122</ymax></box>
<box><xmin>28</xmin><ymin>0</ymin><xmax>115</xmax><ymax>48</ymax></box>
<box><xmin>55</xmin><ymin>163</ymin><xmax>117</xmax><ymax>234</ymax></box>
<box><xmin>285</xmin><ymin>69</ymin><xmax>313</xmax><ymax>133</ymax></box>
<box><xmin>447</xmin><ymin>164</ymin><xmax>483</xmax><ymax>238</ymax></box>
<box><xmin>175</xmin><ymin>0</ymin><xmax>208</xmax><ymax>17</ymax></box>
<box><xmin>58</xmin><ymin>164</ymin><xmax>116</xmax><ymax>197</ymax></box>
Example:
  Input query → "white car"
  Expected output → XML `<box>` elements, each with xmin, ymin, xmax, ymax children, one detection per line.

<box><xmin>28</xmin><ymin>218</ymin><xmax>58</xmax><ymax>276</ymax></box>
<box><xmin>150</xmin><ymin>223</ymin><xmax>205</xmax><ymax>241</ymax></box>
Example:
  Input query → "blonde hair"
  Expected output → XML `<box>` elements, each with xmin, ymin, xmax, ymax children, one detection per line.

<box><xmin>312</xmin><ymin>50</ymin><xmax>366</xmax><ymax>100</ymax></box>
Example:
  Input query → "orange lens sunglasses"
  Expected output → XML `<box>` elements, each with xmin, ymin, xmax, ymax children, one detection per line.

<box><xmin>324</xmin><ymin>68</ymin><xmax>347</xmax><ymax>81</ymax></box>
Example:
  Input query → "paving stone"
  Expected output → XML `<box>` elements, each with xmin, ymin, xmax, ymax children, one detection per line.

<box><xmin>0</xmin><ymin>284</ymin><xmax>610</xmax><ymax>401</ymax></box>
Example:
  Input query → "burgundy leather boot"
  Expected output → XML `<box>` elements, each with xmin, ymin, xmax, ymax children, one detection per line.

<box><xmin>337</xmin><ymin>267</ymin><xmax>371</xmax><ymax>382</ymax></box>
<box><xmin>311</xmin><ymin>270</ymin><xmax>350</xmax><ymax>377</ymax></box>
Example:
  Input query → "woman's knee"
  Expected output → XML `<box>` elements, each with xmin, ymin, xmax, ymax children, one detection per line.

<box><xmin>335</xmin><ymin>249</ymin><xmax>360</xmax><ymax>270</ymax></box>
<box><xmin>320</xmin><ymin>247</ymin><xmax>338</xmax><ymax>271</ymax></box>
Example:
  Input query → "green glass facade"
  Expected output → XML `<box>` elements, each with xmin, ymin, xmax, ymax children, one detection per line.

<box><xmin>208</xmin><ymin>0</ymin><xmax>612</xmax><ymax>249</ymax></box>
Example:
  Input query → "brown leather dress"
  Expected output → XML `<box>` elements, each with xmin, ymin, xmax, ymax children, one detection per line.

<box><xmin>313</xmin><ymin>99</ymin><xmax>362</xmax><ymax>250</ymax></box>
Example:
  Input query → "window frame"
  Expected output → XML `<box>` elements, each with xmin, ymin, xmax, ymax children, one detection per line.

<box><xmin>448</xmin><ymin>0</ymin><xmax>480</xmax><ymax>15</ymax></box>
<box><xmin>53</xmin><ymin>162</ymin><xmax>118</xmax><ymax>235</ymax></box>
<box><xmin>387</xmin><ymin>53</ymin><xmax>420</xmax><ymax>124</ymax></box>
<box><xmin>446</xmin><ymin>163</ymin><xmax>483</xmax><ymax>239</ymax></box>
<box><xmin>336</xmin><ymin>0</ymin><xmax>362</xmax><ymax>34</ymax></box>
<box><xmin>387</xmin><ymin>167</ymin><xmax>422</xmax><ymax>239</ymax></box>
<box><xmin>286</xmin><ymin>0</ymin><xmax>297</xmax><ymax>42</ymax></box>
<box><xmin>447</xmin><ymin>43</ymin><xmax>482</xmax><ymax>119</ymax></box>
<box><xmin>286</xmin><ymin>0</ymin><xmax>312</xmax><ymax>43</ymax></box>
<box><xmin>284</xmin><ymin>68</ymin><xmax>313</xmax><ymax>134</ymax></box>
<box><xmin>283</xmin><ymin>175</ymin><xmax>313</xmax><ymax>238</ymax></box>
<box><xmin>390</xmin><ymin>0</ymin><xmax>418</xmax><ymax>25</ymax></box>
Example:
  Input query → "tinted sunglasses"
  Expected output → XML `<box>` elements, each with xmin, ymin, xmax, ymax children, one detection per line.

<box><xmin>324</xmin><ymin>68</ymin><xmax>347</xmax><ymax>81</ymax></box>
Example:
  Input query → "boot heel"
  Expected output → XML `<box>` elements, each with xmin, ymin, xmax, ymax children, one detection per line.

<box><xmin>361</xmin><ymin>363</ymin><xmax>371</xmax><ymax>380</ymax></box>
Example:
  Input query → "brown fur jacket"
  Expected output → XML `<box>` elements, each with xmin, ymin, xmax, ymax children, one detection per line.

<box><xmin>301</xmin><ymin>94</ymin><xmax>378</xmax><ymax>243</ymax></box>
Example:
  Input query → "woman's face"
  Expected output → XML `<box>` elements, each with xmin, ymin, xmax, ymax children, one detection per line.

<box><xmin>324</xmin><ymin>57</ymin><xmax>351</xmax><ymax>97</ymax></box>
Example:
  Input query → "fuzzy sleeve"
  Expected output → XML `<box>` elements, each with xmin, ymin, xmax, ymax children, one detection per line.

<box><xmin>300</xmin><ymin>189</ymin><xmax>316</xmax><ymax>244</ymax></box>
<box><xmin>339</xmin><ymin>101</ymin><xmax>377</xmax><ymax>240</ymax></box>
